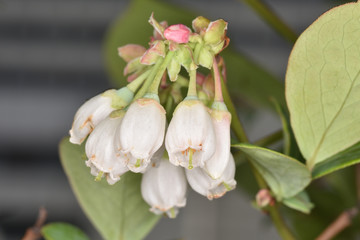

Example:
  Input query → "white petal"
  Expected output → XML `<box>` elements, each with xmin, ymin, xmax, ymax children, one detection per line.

<box><xmin>186</xmin><ymin>154</ymin><xmax>236</xmax><ymax>200</ymax></box>
<box><xmin>85</xmin><ymin>116</ymin><xmax>128</xmax><ymax>182</ymax></box>
<box><xmin>141</xmin><ymin>158</ymin><xmax>187</xmax><ymax>218</ymax></box>
<box><xmin>166</xmin><ymin>99</ymin><xmax>215</xmax><ymax>169</ymax></box>
<box><xmin>120</xmin><ymin>98</ymin><xmax>166</xmax><ymax>169</ymax></box>
<box><xmin>204</xmin><ymin>110</ymin><xmax>231</xmax><ymax>179</ymax></box>
<box><xmin>69</xmin><ymin>90</ymin><xmax>115</xmax><ymax>144</ymax></box>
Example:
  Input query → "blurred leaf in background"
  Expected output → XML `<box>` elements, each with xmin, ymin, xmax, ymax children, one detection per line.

<box><xmin>59</xmin><ymin>138</ymin><xmax>160</xmax><ymax>240</ymax></box>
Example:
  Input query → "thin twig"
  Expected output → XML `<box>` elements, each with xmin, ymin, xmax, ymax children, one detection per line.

<box><xmin>22</xmin><ymin>207</ymin><xmax>47</xmax><ymax>240</ymax></box>
<box><xmin>315</xmin><ymin>207</ymin><xmax>358</xmax><ymax>240</ymax></box>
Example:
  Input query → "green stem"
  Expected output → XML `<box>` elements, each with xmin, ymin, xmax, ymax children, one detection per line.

<box><xmin>126</xmin><ymin>69</ymin><xmax>151</xmax><ymax>93</ymax></box>
<box><xmin>187</xmin><ymin>68</ymin><xmax>197</xmax><ymax>98</ymax></box>
<box><xmin>148</xmin><ymin>51</ymin><xmax>175</xmax><ymax>94</ymax></box>
<box><xmin>222</xmin><ymin>76</ymin><xmax>295</xmax><ymax>240</ymax></box>
<box><xmin>254</xmin><ymin>130</ymin><xmax>283</xmax><ymax>147</ymax></box>
<box><xmin>239</xmin><ymin>0</ymin><xmax>298</xmax><ymax>43</ymax></box>
<box><xmin>221</xmin><ymin>76</ymin><xmax>248</xmax><ymax>142</ymax></box>
<box><xmin>134</xmin><ymin>58</ymin><xmax>164</xmax><ymax>100</ymax></box>
<box><xmin>212</xmin><ymin>57</ymin><xmax>223</xmax><ymax>102</ymax></box>
<box><xmin>269</xmin><ymin>204</ymin><xmax>296</xmax><ymax>240</ymax></box>
<box><xmin>193</xmin><ymin>43</ymin><xmax>203</xmax><ymax>64</ymax></box>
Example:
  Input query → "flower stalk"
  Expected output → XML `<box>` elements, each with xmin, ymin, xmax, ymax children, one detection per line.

<box><xmin>148</xmin><ymin>51</ymin><xmax>175</xmax><ymax>95</ymax></box>
<box><xmin>186</xmin><ymin>68</ymin><xmax>198</xmax><ymax>98</ymax></box>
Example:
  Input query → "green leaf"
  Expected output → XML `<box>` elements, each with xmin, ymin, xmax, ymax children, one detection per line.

<box><xmin>286</xmin><ymin>2</ymin><xmax>360</xmax><ymax>169</ymax></box>
<box><xmin>312</xmin><ymin>142</ymin><xmax>360</xmax><ymax>179</ymax></box>
<box><xmin>41</xmin><ymin>222</ymin><xmax>89</xmax><ymax>240</ymax></box>
<box><xmin>104</xmin><ymin>0</ymin><xmax>286</xmax><ymax>110</ymax></box>
<box><xmin>233</xmin><ymin>143</ymin><xmax>311</xmax><ymax>199</ymax></box>
<box><xmin>59</xmin><ymin>138</ymin><xmax>160</xmax><ymax>240</ymax></box>
<box><xmin>272</xmin><ymin>99</ymin><xmax>304</xmax><ymax>161</ymax></box>
<box><xmin>282</xmin><ymin>191</ymin><xmax>314</xmax><ymax>214</ymax></box>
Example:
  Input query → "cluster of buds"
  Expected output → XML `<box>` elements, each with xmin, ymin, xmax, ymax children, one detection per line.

<box><xmin>69</xmin><ymin>14</ymin><xmax>236</xmax><ymax>218</ymax></box>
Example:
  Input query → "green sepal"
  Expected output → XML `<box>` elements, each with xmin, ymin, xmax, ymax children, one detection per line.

<box><xmin>211</xmin><ymin>101</ymin><xmax>228</xmax><ymax>111</ymax></box>
<box><xmin>167</xmin><ymin>57</ymin><xmax>181</xmax><ymax>82</ymax></box>
<box><xmin>140</xmin><ymin>41</ymin><xmax>165</xmax><ymax>65</ymax></box>
<box><xmin>143</xmin><ymin>93</ymin><xmax>160</xmax><ymax>102</ymax></box>
<box><xmin>210</xmin><ymin>40</ymin><xmax>225</xmax><ymax>55</ymax></box>
<box><xmin>109</xmin><ymin>109</ymin><xmax>126</xmax><ymax>118</ymax></box>
<box><xmin>176</xmin><ymin>45</ymin><xmax>195</xmax><ymax>71</ymax></box>
<box><xmin>102</xmin><ymin>87</ymin><xmax>134</xmax><ymax>110</ymax></box>
<box><xmin>198</xmin><ymin>47</ymin><xmax>213</xmax><ymax>69</ymax></box>
<box><xmin>124</xmin><ymin>57</ymin><xmax>142</xmax><ymax>76</ymax></box>
<box><xmin>148</xmin><ymin>12</ymin><xmax>165</xmax><ymax>38</ymax></box>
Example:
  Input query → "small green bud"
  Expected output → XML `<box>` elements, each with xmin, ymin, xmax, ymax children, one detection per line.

<box><xmin>192</xmin><ymin>16</ymin><xmax>210</xmax><ymax>34</ymax></box>
<box><xmin>204</xmin><ymin>19</ymin><xmax>228</xmax><ymax>45</ymax></box>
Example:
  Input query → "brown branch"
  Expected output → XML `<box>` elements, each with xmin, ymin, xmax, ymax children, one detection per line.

<box><xmin>22</xmin><ymin>207</ymin><xmax>47</xmax><ymax>240</ymax></box>
<box><xmin>315</xmin><ymin>207</ymin><xmax>358</xmax><ymax>240</ymax></box>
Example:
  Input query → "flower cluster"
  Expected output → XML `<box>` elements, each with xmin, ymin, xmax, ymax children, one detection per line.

<box><xmin>69</xmin><ymin>14</ymin><xmax>236</xmax><ymax>218</ymax></box>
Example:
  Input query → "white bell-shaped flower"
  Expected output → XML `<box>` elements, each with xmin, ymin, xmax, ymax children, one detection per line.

<box><xmin>116</xmin><ymin>97</ymin><xmax>166</xmax><ymax>173</ymax></box>
<box><xmin>186</xmin><ymin>154</ymin><xmax>236</xmax><ymax>200</ymax></box>
<box><xmin>204</xmin><ymin>107</ymin><xmax>231</xmax><ymax>179</ymax></box>
<box><xmin>165</xmin><ymin>99</ymin><xmax>216</xmax><ymax>169</ymax></box>
<box><xmin>141</xmin><ymin>157</ymin><xmax>187</xmax><ymax>218</ymax></box>
<box><xmin>85</xmin><ymin>114</ymin><xmax>128</xmax><ymax>185</ymax></box>
<box><xmin>69</xmin><ymin>90</ymin><xmax>116</xmax><ymax>144</ymax></box>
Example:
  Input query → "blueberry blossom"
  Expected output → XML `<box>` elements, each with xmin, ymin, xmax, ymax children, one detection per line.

<box><xmin>186</xmin><ymin>154</ymin><xmax>236</xmax><ymax>200</ymax></box>
<box><xmin>203</xmin><ymin>102</ymin><xmax>231</xmax><ymax>179</ymax></box>
<box><xmin>165</xmin><ymin>99</ymin><xmax>216</xmax><ymax>169</ymax></box>
<box><xmin>85</xmin><ymin>113</ymin><xmax>128</xmax><ymax>185</ymax></box>
<box><xmin>115</xmin><ymin>97</ymin><xmax>166</xmax><ymax>173</ymax></box>
<box><xmin>141</xmin><ymin>157</ymin><xmax>187</xmax><ymax>218</ymax></box>
<box><xmin>69</xmin><ymin>88</ymin><xmax>134</xmax><ymax>144</ymax></box>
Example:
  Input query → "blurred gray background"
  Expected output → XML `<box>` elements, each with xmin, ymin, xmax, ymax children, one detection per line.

<box><xmin>0</xmin><ymin>0</ymin><xmax>340</xmax><ymax>239</ymax></box>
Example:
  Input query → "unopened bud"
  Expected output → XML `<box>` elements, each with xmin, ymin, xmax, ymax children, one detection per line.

<box><xmin>192</xmin><ymin>16</ymin><xmax>210</xmax><ymax>34</ymax></box>
<box><xmin>256</xmin><ymin>189</ymin><xmax>274</xmax><ymax>208</ymax></box>
<box><xmin>204</xmin><ymin>19</ymin><xmax>228</xmax><ymax>45</ymax></box>
<box><xmin>164</xmin><ymin>24</ymin><xmax>191</xmax><ymax>44</ymax></box>
<box><xmin>118</xmin><ymin>44</ymin><xmax>147</xmax><ymax>62</ymax></box>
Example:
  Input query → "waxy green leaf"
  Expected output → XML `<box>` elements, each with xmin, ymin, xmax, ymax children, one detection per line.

<box><xmin>282</xmin><ymin>191</ymin><xmax>314</xmax><ymax>214</ymax></box>
<box><xmin>286</xmin><ymin>2</ymin><xmax>360</xmax><ymax>169</ymax></box>
<box><xmin>59</xmin><ymin>138</ymin><xmax>160</xmax><ymax>240</ymax></box>
<box><xmin>312</xmin><ymin>142</ymin><xmax>360</xmax><ymax>179</ymax></box>
<box><xmin>42</xmin><ymin>222</ymin><xmax>89</xmax><ymax>240</ymax></box>
<box><xmin>233</xmin><ymin>143</ymin><xmax>311</xmax><ymax>199</ymax></box>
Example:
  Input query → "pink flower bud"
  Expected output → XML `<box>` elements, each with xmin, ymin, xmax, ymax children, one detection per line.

<box><xmin>164</xmin><ymin>24</ymin><xmax>191</xmax><ymax>44</ymax></box>
<box><xmin>256</xmin><ymin>189</ymin><xmax>274</xmax><ymax>208</ymax></box>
